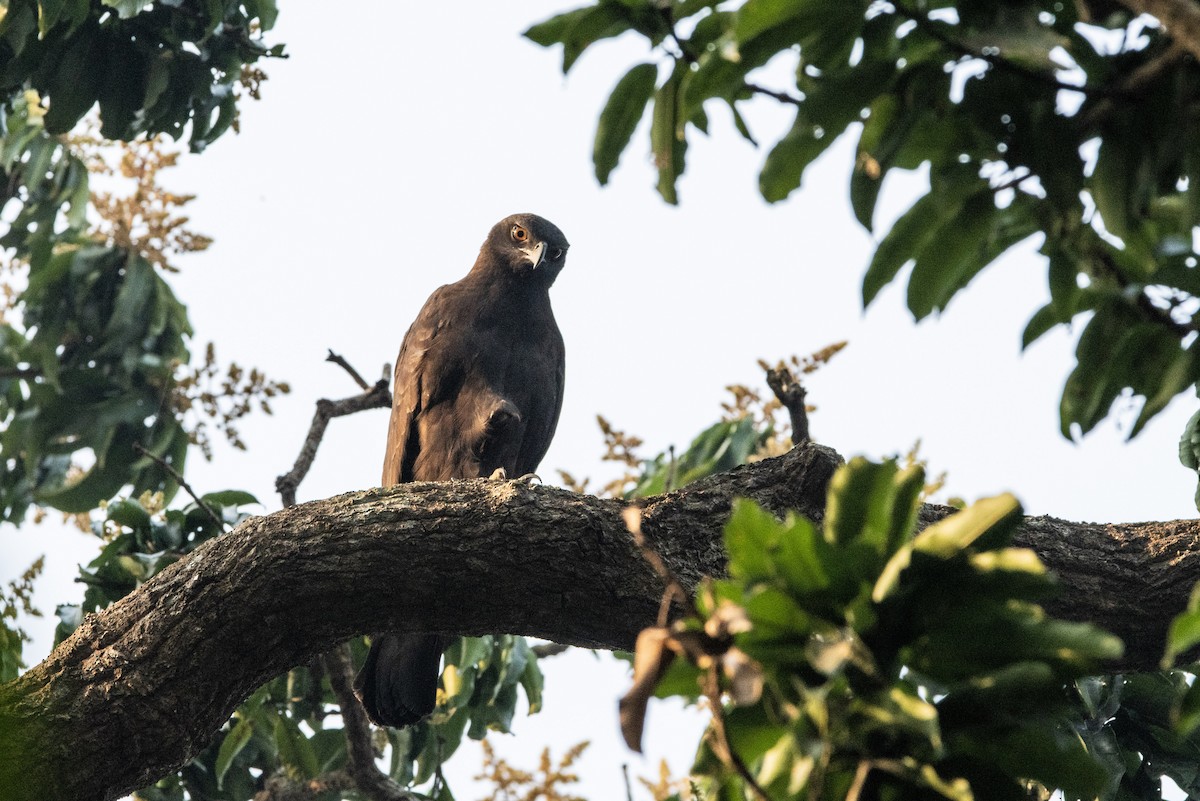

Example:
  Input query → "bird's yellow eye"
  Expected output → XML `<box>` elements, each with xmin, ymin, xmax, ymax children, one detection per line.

<box><xmin>512</xmin><ymin>226</ymin><xmax>528</xmax><ymax>242</ymax></box>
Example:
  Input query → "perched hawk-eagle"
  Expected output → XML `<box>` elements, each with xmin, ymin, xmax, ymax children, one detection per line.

<box><xmin>354</xmin><ymin>213</ymin><xmax>569</xmax><ymax>727</ymax></box>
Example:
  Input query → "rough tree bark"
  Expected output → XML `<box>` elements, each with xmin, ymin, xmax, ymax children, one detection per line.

<box><xmin>0</xmin><ymin>442</ymin><xmax>1198</xmax><ymax>801</ymax></box>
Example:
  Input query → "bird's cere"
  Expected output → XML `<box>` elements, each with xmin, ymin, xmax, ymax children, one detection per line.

<box><xmin>522</xmin><ymin>240</ymin><xmax>547</xmax><ymax>269</ymax></box>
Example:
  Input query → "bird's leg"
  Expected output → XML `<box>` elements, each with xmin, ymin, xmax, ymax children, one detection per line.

<box><xmin>487</xmin><ymin>468</ymin><xmax>540</xmax><ymax>484</ymax></box>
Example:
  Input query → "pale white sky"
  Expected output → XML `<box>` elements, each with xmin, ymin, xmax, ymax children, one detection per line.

<box><xmin>3</xmin><ymin>3</ymin><xmax>1198</xmax><ymax>798</ymax></box>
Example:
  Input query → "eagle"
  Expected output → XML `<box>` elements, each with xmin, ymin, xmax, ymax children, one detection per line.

<box><xmin>354</xmin><ymin>212</ymin><xmax>570</xmax><ymax>728</ymax></box>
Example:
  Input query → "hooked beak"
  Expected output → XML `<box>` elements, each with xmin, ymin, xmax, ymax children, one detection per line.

<box><xmin>519</xmin><ymin>241</ymin><xmax>547</xmax><ymax>270</ymax></box>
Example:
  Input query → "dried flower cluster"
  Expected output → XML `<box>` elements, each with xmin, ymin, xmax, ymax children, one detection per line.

<box><xmin>173</xmin><ymin>342</ymin><xmax>291</xmax><ymax>459</ymax></box>
<box><xmin>638</xmin><ymin>760</ymin><xmax>696</xmax><ymax>801</ymax></box>
<box><xmin>557</xmin><ymin>415</ymin><xmax>645</xmax><ymax>498</ymax></box>
<box><xmin>474</xmin><ymin>739</ymin><xmax>590</xmax><ymax>801</ymax></box>
<box><xmin>901</xmin><ymin>439</ymin><xmax>959</xmax><ymax>506</ymax></box>
<box><xmin>71</xmin><ymin>128</ymin><xmax>213</xmax><ymax>273</ymax></box>
<box><xmin>559</xmin><ymin>345</ymin><xmax>847</xmax><ymax>497</ymax></box>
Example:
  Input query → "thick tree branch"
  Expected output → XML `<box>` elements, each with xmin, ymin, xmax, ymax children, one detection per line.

<box><xmin>2</xmin><ymin>442</ymin><xmax>1199</xmax><ymax>801</ymax></box>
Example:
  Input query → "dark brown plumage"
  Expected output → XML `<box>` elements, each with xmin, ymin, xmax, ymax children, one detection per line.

<box><xmin>353</xmin><ymin>213</ymin><xmax>569</xmax><ymax>728</ymax></box>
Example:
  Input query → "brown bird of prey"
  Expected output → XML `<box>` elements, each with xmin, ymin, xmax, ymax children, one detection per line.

<box><xmin>353</xmin><ymin>212</ymin><xmax>569</xmax><ymax>728</ymax></box>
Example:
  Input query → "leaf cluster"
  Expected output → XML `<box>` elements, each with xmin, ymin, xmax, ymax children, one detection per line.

<box><xmin>134</xmin><ymin>632</ymin><xmax>546</xmax><ymax>801</ymax></box>
<box><xmin>0</xmin><ymin>0</ymin><xmax>282</xmax><ymax>149</ymax></box>
<box><xmin>526</xmin><ymin>0</ymin><xmax>1200</xmax><ymax>502</ymax></box>
<box><xmin>0</xmin><ymin>69</ymin><xmax>284</xmax><ymax>523</ymax></box>
<box><xmin>624</xmin><ymin>458</ymin><xmax>1138</xmax><ymax>800</ymax></box>
<box><xmin>381</xmin><ymin>635</ymin><xmax>546</xmax><ymax>796</ymax></box>
<box><xmin>52</xmin><ymin>488</ymin><xmax>256</xmax><ymax>645</ymax></box>
<box><xmin>0</xmin><ymin>555</ymin><xmax>42</xmax><ymax>682</ymax></box>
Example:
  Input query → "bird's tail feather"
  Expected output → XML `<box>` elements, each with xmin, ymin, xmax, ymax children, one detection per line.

<box><xmin>354</xmin><ymin>632</ymin><xmax>449</xmax><ymax>728</ymax></box>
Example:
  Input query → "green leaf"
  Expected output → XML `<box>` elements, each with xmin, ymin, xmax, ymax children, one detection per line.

<box><xmin>1059</xmin><ymin>302</ymin><xmax>1185</xmax><ymax>440</ymax></box>
<box><xmin>100</xmin><ymin>0</ymin><xmax>147</xmax><ymax>19</ymax></box>
<box><xmin>310</xmin><ymin>729</ymin><xmax>348</xmax><ymax>774</ymax></box>
<box><xmin>917</xmin><ymin>194</ymin><xmax>1039</xmax><ymax>320</ymax></box>
<box><xmin>594</xmin><ymin>63</ymin><xmax>658</xmax><ymax>185</ymax></box>
<box><xmin>519</xmin><ymin>649</ymin><xmax>545</xmax><ymax>713</ymax></box>
<box><xmin>37</xmin><ymin>0</ymin><xmax>71</xmax><ymax>35</ymax></box>
<box><xmin>1129</xmin><ymin>338</ymin><xmax>1198</xmax><ymax>438</ymax></box>
<box><xmin>524</xmin><ymin>6</ymin><xmax>591</xmax><ymax>47</ymax></box>
<box><xmin>42</xmin><ymin>22</ymin><xmax>102</xmax><ymax>134</ymax></box>
<box><xmin>1179</xmin><ymin>405</ymin><xmax>1200</xmax><ymax>472</ymax></box>
<box><xmin>447</xmin><ymin>635</ymin><xmax>494</xmax><ymax>670</ymax></box>
<box><xmin>962</xmin><ymin>724</ymin><xmax>1110</xmax><ymax>797</ymax></box>
<box><xmin>1091</xmin><ymin>122</ymin><xmax>1133</xmax><ymax>240</ymax></box>
<box><xmin>98</xmin><ymin>40</ymin><xmax>150</xmax><ymax>140</ymax></box>
<box><xmin>525</xmin><ymin>4</ymin><xmax>634</xmax><ymax>73</ymax></box>
<box><xmin>874</xmin><ymin>494</ymin><xmax>1022</xmax><ymax>602</ymax></box>
<box><xmin>35</xmin><ymin>425</ymin><xmax>140</xmax><ymax>512</ymax></box>
<box><xmin>273</xmin><ymin>715</ymin><xmax>320</xmax><ymax>779</ymax></box>
<box><xmin>200</xmin><ymin>490</ymin><xmax>259</xmax><ymax>507</ymax></box>
<box><xmin>825</xmin><ymin>458</ymin><xmax>888</xmax><ymax>548</ymax></box>
<box><xmin>913</xmin><ymin>494</ymin><xmax>1022</xmax><ymax>557</ymax></box>
<box><xmin>734</xmin><ymin>0</ymin><xmax>807</xmax><ymax>43</ymax></box>
<box><xmin>849</xmin><ymin>95</ymin><xmax>897</xmax><ymax>232</ymax></box>
<box><xmin>1176</xmin><ymin>676</ymin><xmax>1200</xmax><ymax>736</ymax></box>
<box><xmin>106</xmin><ymin>498</ymin><xmax>151</xmax><ymax>529</ymax></box>
<box><xmin>1163</xmin><ymin>581</ymin><xmax>1200</xmax><ymax>668</ymax></box>
<box><xmin>1021</xmin><ymin>303</ymin><xmax>1058</xmax><ymax>350</ymax></box>
<box><xmin>650</xmin><ymin>62</ymin><xmax>687</xmax><ymax>205</ymax></box>
<box><xmin>248</xmin><ymin>0</ymin><xmax>278</xmax><ymax>30</ymax></box>
<box><xmin>725</xmin><ymin>498</ymin><xmax>784</xmax><ymax>584</ymax></box>
<box><xmin>99</xmin><ymin>254</ymin><xmax>155</xmax><ymax>351</ymax></box>
<box><xmin>214</xmin><ymin>717</ymin><xmax>253</xmax><ymax>789</ymax></box>
<box><xmin>863</xmin><ymin>185</ymin><xmax>969</xmax><ymax>307</ymax></box>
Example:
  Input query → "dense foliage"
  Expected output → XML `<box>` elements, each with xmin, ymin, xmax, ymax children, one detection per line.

<box><xmin>623</xmin><ymin>455</ymin><xmax>1200</xmax><ymax>801</ymax></box>
<box><xmin>525</xmin><ymin>0</ymin><xmax>1200</xmax><ymax>499</ymax></box>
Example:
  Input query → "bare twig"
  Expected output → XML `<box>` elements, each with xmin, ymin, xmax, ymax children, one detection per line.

<box><xmin>0</xmin><ymin>367</ymin><xmax>40</xmax><ymax>380</ymax></box>
<box><xmin>764</xmin><ymin>366</ymin><xmax>810</xmax><ymax>445</ymax></box>
<box><xmin>1092</xmin><ymin>250</ymin><xmax>1200</xmax><ymax>337</ymax></box>
<box><xmin>1080</xmin><ymin>39</ymin><xmax>1189</xmax><ymax>131</ymax></box>
<box><xmin>326</xmin><ymin>349</ymin><xmax>371</xmax><ymax>391</ymax></box>
<box><xmin>893</xmin><ymin>2</ymin><xmax>1108</xmax><ymax>98</ymax></box>
<box><xmin>702</xmin><ymin>668</ymin><xmax>774</xmax><ymax>801</ymax></box>
<box><xmin>622</xmin><ymin>763</ymin><xmax>635</xmax><ymax>801</ymax></box>
<box><xmin>845</xmin><ymin>761</ymin><xmax>873</xmax><ymax>801</ymax></box>
<box><xmin>746</xmin><ymin>82</ymin><xmax>803</xmax><ymax>106</ymax></box>
<box><xmin>132</xmin><ymin>442</ymin><xmax>225</xmax><ymax>531</ymax></box>
<box><xmin>324</xmin><ymin>644</ymin><xmax>420</xmax><ymax>801</ymax></box>
<box><xmin>275</xmin><ymin>359</ymin><xmax>391</xmax><ymax>507</ymax></box>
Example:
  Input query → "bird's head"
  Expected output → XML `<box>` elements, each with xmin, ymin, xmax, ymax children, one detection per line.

<box><xmin>480</xmin><ymin>213</ymin><xmax>570</xmax><ymax>284</ymax></box>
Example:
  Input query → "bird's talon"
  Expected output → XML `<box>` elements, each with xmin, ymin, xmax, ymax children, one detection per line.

<box><xmin>515</xmin><ymin>472</ymin><xmax>541</xmax><ymax>485</ymax></box>
<box><xmin>489</xmin><ymin>467</ymin><xmax>508</xmax><ymax>481</ymax></box>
